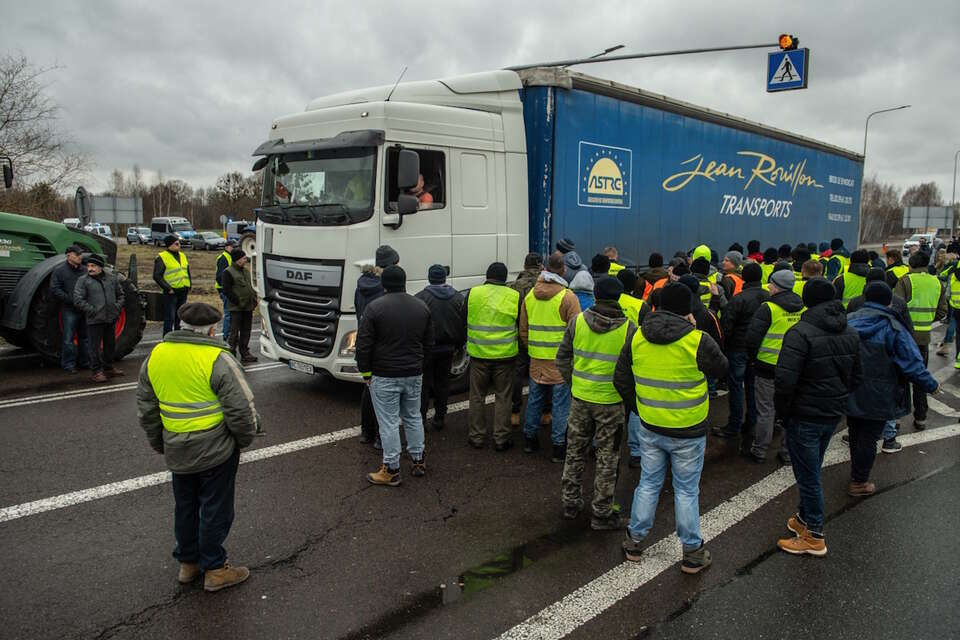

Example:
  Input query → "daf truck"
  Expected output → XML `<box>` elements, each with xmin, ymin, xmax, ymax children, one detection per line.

<box><xmin>250</xmin><ymin>67</ymin><xmax>863</xmax><ymax>381</ymax></box>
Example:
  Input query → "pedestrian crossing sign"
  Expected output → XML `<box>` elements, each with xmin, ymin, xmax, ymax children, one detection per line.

<box><xmin>767</xmin><ymin>48</ymin><xmax>809</xmax><ymax>92</ymax></box>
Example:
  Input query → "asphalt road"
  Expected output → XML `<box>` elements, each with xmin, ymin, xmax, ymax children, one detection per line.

<box><xmin>0</xmin><ymin>325</ymin><xmax>957</xmax><ymax>640</ymax></box>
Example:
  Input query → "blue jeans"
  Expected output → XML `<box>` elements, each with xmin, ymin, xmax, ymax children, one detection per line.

<box><xmin>724</xmin><ymin>350</ymin><xmax>756</xmax><ymax>434</ymax></box>
<box><xmin>627</xmin><ymin>411</ymin><xmax>642</xmax><ymax>457</ymax></box>
<box><xmin>627</xmin><ymin>427</ymin><xmax>707</xmax><ymax>551</ymax></box>
<box><xmin>171</xmin><ymin>447</ymin><xmax>239</xmax><ymax>571</ymax></box>
<box><xmin>945</xmin><ymin>312</ymin><xmax>956</xmax><ymax>343</ymax></box>
<box><xmin>60</xmin><ymin>307</ymin><xmax>89</xmax><ymax>370</ymax></box>
<box><xmin>882</xmin><ymin>419</ymin><xmax>897</xmax><ymax>441</ymax></box>
<box><xmin>219</xmin><ymin>291</ymin><xmax>231</xmax><ymax>340</ymax></box>
<box><xmin>784</xmin><ymin>418</ymin><xmax>837</xmax><ymax>535</ymax></box>
<box><xmin>370</xmin><ymin>375</ymin><xmax>425</xmax><ymax>468</ymax></box>
<box><xmin>523</xmin><ymin>378</ymin><xmax>571</xmax><ymax>445</ymax></box>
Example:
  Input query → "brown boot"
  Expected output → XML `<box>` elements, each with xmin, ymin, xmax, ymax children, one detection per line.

<box><xmin>786</xmin><ymin>514</ymin><xmax>808</xmax><ymax>538</ymax></box>
<box><xmin>778</xmin><ymin>531</ymin><xmax>827</xmax><ymax>556</ymax></box>
<box><xmin>105</xmin><ymin>366</ymin><xmax>124</xmax><ymax>377</ymax></box>
<box><xmin>848</xmin><ymin>481</ymin><xmax>876</xmax><ymax>497</ymax></box>
<box><xmin>541</xmin><ymin>412</ymin><xmax>552</xmax><ymax>426</ymax></box>
<box><xmin>203</xmin><ymin>562</ymin><xmax>250</xmax><ymax>592</ymax></box>
<box><xmin>367</xmin><ymin>464</ymin><xmax>401</xmax><ymax>486</ymax></box>
<box><xmin>92</xmin><ymin>371</ymin><xmax>108</xmax><ymax>383</ymax></box>
<box><xmin>178</xmin><ymin>562</ymin><xmax>201</xmax><ymax>584</ymax></box>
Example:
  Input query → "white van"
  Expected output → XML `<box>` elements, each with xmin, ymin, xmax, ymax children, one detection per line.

<box><xmin>150</xmin><ymin>217</ymin><xmax>197</xmax><ymax>247</ymax></box>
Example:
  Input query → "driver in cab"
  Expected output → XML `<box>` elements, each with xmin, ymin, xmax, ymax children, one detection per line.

<box><xmin>406</xmin><ymin>174</ymin><xmax>434</xmax><ymax>209</ymax></box>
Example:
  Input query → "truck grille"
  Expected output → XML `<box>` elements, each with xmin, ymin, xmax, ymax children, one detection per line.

<box><xmin>263</xmin><ymin>255</ymin><xmax>343</xmax><ymax>359</ymax></box>
<box><xmin>0</xmin><ymin>268</ymin><xmax>28</xmax><ymax>298</ymax></box>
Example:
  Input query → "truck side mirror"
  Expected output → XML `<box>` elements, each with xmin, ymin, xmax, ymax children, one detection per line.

<box><xmin>397</xmin><ymin>194</ymin><xmax>419</xmax><ymax>215</ymax></box>
<box><xmin>396</xmin><ymin>149</ymin><xmax>419</xmax><ymax>191</ymax></box>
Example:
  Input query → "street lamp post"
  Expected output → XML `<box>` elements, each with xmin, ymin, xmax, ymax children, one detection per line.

<box><xmin>952</xmin><ymin>149</ymin><xmax>960</xmax><ymax>237</ymax></box>
<box><xmin>857</xmin><ymin>105</ymin><xmax>911</xmax><ymax>247</ymax></box>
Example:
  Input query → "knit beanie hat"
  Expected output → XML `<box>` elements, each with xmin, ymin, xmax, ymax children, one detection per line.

<box><xmin>375</xmin><ymin>245</ymin><xmax>400</xmax><ymax>268</ymax></box>
<box><xmin>660</xmin><ymin>282</ymin><xmax>692</xmax><ymax>316</ymax></box>
<box><xmin>724</xmin><ymin>251</ymin><xmax>743</xmax><ymax>269</ymax></box>
<box><xmin>648</xmin><ymin>253</ymin><xmax>664</xmax><ymax>268</ymax></box>
<box><xmin>591</xmin><ymin>253</ymin><xmax>611</xmax><ymax>274</ymax></box>
<box><xmin>769</xmin><ymin>269</ymin><xmax>796</xmax><ymax>291</ymax></box>
<box><xmin>742</xmin><ymin>262</ymin><xmax>763</xmax><ymax>283</ymax></box>
<box><xmin>163</xmin><ymin>235</ymin><xmax>178</xmax><ymax>248</ymax></box>
<box><xmin>556</xmin><ymin>238</ymin><xmax>576</xmax><ymax>254</ymax></box>
<box><xmin>747</xmin><ymin>240</ymin><xmax>761</xmax><ymax>254</ymax></box>
<box><xmin>672</xmin><ymin>262</ymin><xmax>691</xmax><ymax>277</ymax></box>
<box><xmin>428</xmin><ymin>264</ymin><xmax>446</xmax><ymax>284</ymax></box>
<box><xmin>486</xmin><ymin>262</ymin><xmax>508</xmax><ymax>283</ymax></box>
<box><xmin>830</xmin><ymin>238</ymin><xmax>844</xmax><ymax>251</ymax></box>
<box><xmin>778</xmin><ymin>244</ymin><xmax>792</xmax><ymax>260</ymax></box>
<box><xmin>382</xmin><ymin>265</ymin><xmax>406</xmax><ymax>292</ymax></box>
<box><xmin>909</xmin><ymin>251</ymin><xmax>930</xmax><ymax>268</ymax></box>
<box><xmin>850</xmin><ymin>249</ymin><xmax>870</xmax><ymax>265</ymax></box>
<box><xmin>763</xmin><ymin>248</ymin><xmax>779</xmax><ymax>264</ymax></box>
<box><xmin>802</xmin><ymin>278</ymin><xmax>835</xmax><ymax>308</ymax></box>
<box><xmin>807</xmin><ymin>243</ymin><xmax>817</xmax><ymax>253</ymax></box>
<box><xmin>864</xmin><ymin>281</ymin><xmax>893</xmax><ymax>306</ymax></box>
<box><xmin>691</xmin><ymin>257</ymin><xmax>710</xmax><ymax>276</ymax></box>
<box><xmin>594</xmin><ymin>275</ymin><xmax>623</xmax><ymax>301</ymax></box>
<box><xmin>728</xmin><ymin>242</ymin><xmax>744</xmax><ymax>254</ymax></box>
<box><xmin>866</xmin><ymin>268</ymin><xmax>886</xmax><ymax>282</ymax></box>
<box><xmin>616</xmin><ymin>269</ymin><xmax>637</xmax><ymax>293</ymax></box>
<box><xmin>230</xmin><ymin>249</ymin><xmax>246</xmax><ymax>261</ymax></box>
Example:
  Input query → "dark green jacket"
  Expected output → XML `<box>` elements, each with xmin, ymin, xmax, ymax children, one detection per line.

<box><xmin>222</xmin><ymin>263</ymin><xmax>256</xmax><ymax>312</ymax></box>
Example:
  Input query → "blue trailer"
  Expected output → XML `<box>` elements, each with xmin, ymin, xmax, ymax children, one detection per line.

<box><xmin>519</xmin><ymin>69</ymin><xmax>863</xmax><ymax>264</ymax></box>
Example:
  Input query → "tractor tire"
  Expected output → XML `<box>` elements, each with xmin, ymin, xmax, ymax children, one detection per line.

<box><xmin>26</xmin><ymin>275</ymin><xmax>145</xmax><ymax>364</ymax></box>
<box><xmin>240</xmin><ymin>233</ymin><xmax>256</xmax><ymax>258</ymax></box>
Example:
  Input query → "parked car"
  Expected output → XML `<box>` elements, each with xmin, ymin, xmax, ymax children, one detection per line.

<box><xmin>149</xmin><ymin>216</ymin><xmax>197</xmax><ymax>247</ymax></box>
<box><xmin>126</xmin><ymin>226</ymin><xmax>151</xmax><ymax>244</ymax></box>
<box><xmin>83</xmin><ymin>222</ymin><xmax>114</xmax><ymax>238</ymax></box>
<box><xmin>194</xmin><ymin>231</ymin><xmax>228</xmax><ymax>251</ymax></box>
<box><xmin>903</xmin><ymin>233</ymin><xmax>940</xmax><ymax>255</ymax></box>
<box><xmin>62</xmin><ymin>218</ymin><xmax>81</xmax><ymax>229</ymax></box>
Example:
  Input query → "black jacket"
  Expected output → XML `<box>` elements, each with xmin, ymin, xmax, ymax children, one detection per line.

<box><xmin>415</xmin><ymin>284</ymin><xmax>466</xmax><ymax>353</ymax></box>
<box><xmin>50</xmin><ymin>260</ymin><xmax>85</xmax><ymax>310</ymax></box>
<box><xmin>356</xmin><ymin>291</ymin><xmax>433</xmax><ymax>378</ymax></box>
<box><xmin>720</xmin><ymin>281</ymin><xmax>770</xmax><ymax>352</ymax></box>
<box><xmin>354</xmin><ymin>271</ymin><xmax>383</xmax><ymax>321</ymax></box>
<box><xmin>746</xmin><ymin>290</ymin><xmax>805</xmax><ymax>378</ymax></box>
<box><xmin>614</xmin><ymin>310</ymin><xmax>728</xmax><ymax>438</ymax></box>
<box><xmin>773</xmin><ymin>301</ymin><xmax>862</xmax><ymax>424</ymax></box>
<box><xmin>153</xmin><ymin>251</ymin><xmax>192</xmax><ymax>294</ymax></box>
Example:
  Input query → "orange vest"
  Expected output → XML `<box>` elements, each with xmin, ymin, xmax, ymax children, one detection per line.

<box><xmin>640</xmin><ymin>279</ymin><xmax>653</xmax><ymax>301</ymax></box>
<box><xmin>725</xmin><ymin>274</ymin><xmax>744</xmax><ymax>297</ymax></box>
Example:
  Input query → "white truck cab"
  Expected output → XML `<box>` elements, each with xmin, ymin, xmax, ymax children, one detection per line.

<box><xmin>253</xmin><ymin>71</ymin><xmax>529</xmax><ymax>380</ymax></box>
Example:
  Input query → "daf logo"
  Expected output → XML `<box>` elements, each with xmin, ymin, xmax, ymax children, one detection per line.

<box><xmin>286</xmin><ymin>269</ymin><xmax>313</xmax><ymax>282</ymax></box>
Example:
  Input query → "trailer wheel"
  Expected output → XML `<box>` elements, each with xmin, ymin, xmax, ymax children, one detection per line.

<box><xmin>449</xmin><ymin>346</ymin><xmax>469</xmax><ymax>394</ymax></box>
<box><xmin>26</xmin><ymin>275</ymin><xmax>145</xmax><ymax>364</ymax></box>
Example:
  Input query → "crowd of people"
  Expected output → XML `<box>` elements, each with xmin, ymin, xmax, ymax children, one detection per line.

<box><xmin>354</xmin><ymin>235</ymin><xmax>953</xmax><ymax>571</ymax></box>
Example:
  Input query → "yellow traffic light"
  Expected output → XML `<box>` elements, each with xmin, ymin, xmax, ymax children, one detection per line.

<box><xmin>779</xmin><ymin>34</ymin><xmax>798</xmax><ymax>50</ymax></box>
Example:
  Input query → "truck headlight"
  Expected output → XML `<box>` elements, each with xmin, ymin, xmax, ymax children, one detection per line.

<box><xmin>339</xmin><ymin>330</ymin><xmax>357</xmax><ymax>357</ymax></box>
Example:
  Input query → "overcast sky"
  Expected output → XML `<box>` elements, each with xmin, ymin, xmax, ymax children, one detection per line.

<box><xmin>3</xmin><ymin>0</ymin><xmax>959</xmax><ymax>200</ymax></box>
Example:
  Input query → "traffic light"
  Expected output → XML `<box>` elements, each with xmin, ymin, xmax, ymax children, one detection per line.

<box><xmin>778</xmin><ymin>34</ymin><xmax>799</xmax><ymax>50</ymax></box>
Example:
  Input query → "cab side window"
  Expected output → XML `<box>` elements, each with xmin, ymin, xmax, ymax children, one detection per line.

<box><xmin>385</xmin><ymin>148</ymin><xmax>445</xmax><ymax>211</ymax></box>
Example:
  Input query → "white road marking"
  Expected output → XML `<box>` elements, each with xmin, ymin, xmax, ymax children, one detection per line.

<box><xmin>0</xmin><ymin>392</ymin><xmax>505</xmax><ymax>523</ymax></box>
<box><xmin>495</xmin><ymin>423</ymin><xmax>960</xmax><ymax>640</ymax></box>
<box><xmin>926</xmin><ymin>396</ymin><xmax>960</xmax><ymax>418</ymax></box>
<box><xmin>0</xmin><ymin>331</ymin><xmax>261</xmax><ymax>362</ymax></box>
<box><xmin>0</xmin><ymin>362</ymin><xmax>284</xmax><ymax>410</ymax></box>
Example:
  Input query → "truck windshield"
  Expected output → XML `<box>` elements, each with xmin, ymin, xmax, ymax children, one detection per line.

<box><xmin>258</xmin><ymin>147</ymin><xmax>376</xmax><ymax>226</ymax></box>
<box><xmin>172</xmin><ymin>222</ymin><xmax>193</xmax><ymax>231</ymax></box>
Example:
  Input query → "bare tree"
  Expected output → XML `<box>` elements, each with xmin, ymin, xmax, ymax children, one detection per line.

<box><xmin>901</xmin><ymin>182</ymin><xmax>943</xmax><ymax>207</ymax></box>
<box><xmin>860</xmin><ymin>174</ymin><xmax>903</xmax><ymax>243</ymax></box>
<box><xmin>107</xmin><ymin>168</ymin><xmax>125</xmax><ymax>196</ymax></box>
<box><xmin>0</xmin><ymin>53</ymin><xmax>91</xmax><ymax>189</ymax></box>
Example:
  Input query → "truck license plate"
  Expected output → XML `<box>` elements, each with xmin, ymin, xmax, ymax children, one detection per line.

<box><xmin>288</xmin><ymin>360</ymin><xmax>314</xmax><ymax>375</ymax></box>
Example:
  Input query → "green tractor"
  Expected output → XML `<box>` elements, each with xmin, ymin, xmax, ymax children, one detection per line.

<box><xmin>0</xmin><ymin>157</ymin><xmax>146</xmax><ymax>362</ymax></box>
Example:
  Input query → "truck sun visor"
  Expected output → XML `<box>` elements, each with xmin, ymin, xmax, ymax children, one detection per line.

<box><xmin>251</xmin><ymin>130</ymin><xmax>385</xmax><ymax>159</ymax></box>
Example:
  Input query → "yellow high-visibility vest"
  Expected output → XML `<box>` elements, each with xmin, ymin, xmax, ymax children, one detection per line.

<box><xmin>159</xmin><ymin>250</ymin><xmax>191</xmax><ymax>289</ymax></box>
<box><xmin>466</xmin><ymin>284</ymin><xmax>519</xmax><ymax>360</ymax></box>
<box><xmin>631</xmin><ymin>328</ymin><xmax>708</xmax><ymax>429</ymax></box>
<box><xmin>757</xmin><ymin>301</ymin><xmax>804</xmax><ymax>366</ymax></box>
<box><xmin>215</xmin><ymin>250</ymin><xmax>233</xmax><ymax>290</ymax></box>
<box><xmin>571</xmin><ymin>313</ymin><xmax>628</xmax><ymax>404</ymax></box>
<box><xmin>525</xmin><ymin>289</ymin><xmax>566</xmax><ymax>360</ymax></box>
<box><xmin>147</xmin><ymin>341</ymin><xmax>225</xmax><ymax>433</ymax></box>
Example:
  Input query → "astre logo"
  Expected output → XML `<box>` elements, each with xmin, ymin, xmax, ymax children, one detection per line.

<box><xmin>579</xmin><ymin>141</ymin><xmax>632</xmax><ymax>209</ymax></box>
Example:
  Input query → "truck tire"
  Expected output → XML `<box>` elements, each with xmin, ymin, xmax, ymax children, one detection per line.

<box><xmin>449</xmin><ymin>346</ymin><xmax>469</xmax><ymax>394</ymax></box>
<box><xmin>26</xmin><ymin>275</ymin><xmax>145</xmax><ymax>364</ymax></box>
<box><xmin>240</xmin><ymin>233</ymin><xmax>256</xmax><ymax>258</ymax></box>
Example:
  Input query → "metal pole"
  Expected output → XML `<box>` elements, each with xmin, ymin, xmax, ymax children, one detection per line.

<box><xmin>508</xmin><ymin>43</ymin><xmax>779</xmax><ymax>71</ymax></box>
<box><xmin>856</xmin><ymin>105</ymin><xmax>911</xmax><ymax>246</ymax></box>
<box><xmin>952</xmin><ymin>149</ymin><xmax>959</xmax><ymax>238</ymax></box>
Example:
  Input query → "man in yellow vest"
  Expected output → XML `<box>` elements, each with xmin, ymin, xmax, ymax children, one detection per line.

<box><xmin>604</xmin><ymin>245</ymin><xmax>625</xmax><ymax>276</ymax></box>
<box><xmin>833</xmin><ymin>250</ymin><xmax>870</xmax><ymax>309</ymax></box>
<box><xmin>153</xmin><ymin>235</ymin><xmax>192</xmax><ymax>335</ymax></box>
<box><xmin>884</xmin><ymin>249</ymin><xmax>909</xmax><ymax>287</ymax></box>
<box><xmin>137</xmin><ymin>302</ymin><xmax>261</xmax><ymax>592</ymax></box>
<box><xmin>215</xmin><ymin>239</ymin><xmax>237</xmax><ymax>340</ymax></box>
<box><xmin>613</xmin><ymin>283</ymin><xmax>727</xmax><ymax>573</ymax></box>
<box><xmin>556</xmin><ymin>276</ymin><xmax>632</xmax><ymax>530</ymax></box>
<box><xmin>464</xmin><ymin>262</ymin><xmax>521</xmax><ymax>451</ymax></box>
<box><xmin>745</xmin><ymin>269</ymin><xmax>804</xmax><ymax>463</ymax></box>
<box><xmin>520</xmin><ymin>252</ymin><xmax>581</xmax><ymax>462</ymax></box>
<box><xmin>893</xmin><ymin>251</ymin><xmax>948</xmax><ymax>430</ymax></box>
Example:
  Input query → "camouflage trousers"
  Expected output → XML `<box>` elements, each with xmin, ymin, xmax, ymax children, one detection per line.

<box><xmin>561</xmin><ymin>398</ymin><xmax>624</xmax><ymax>518</ymax></box>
